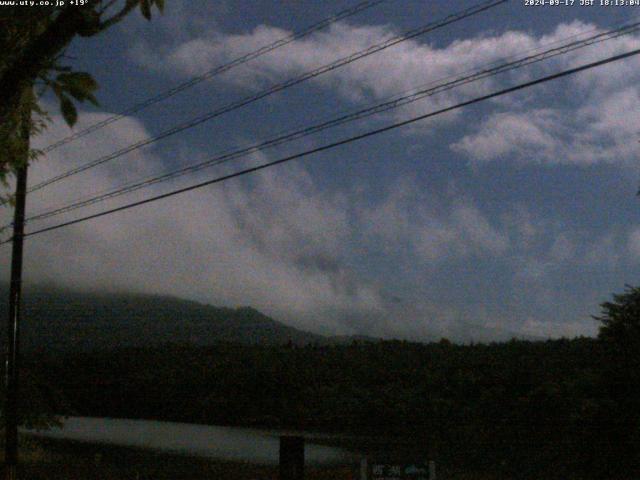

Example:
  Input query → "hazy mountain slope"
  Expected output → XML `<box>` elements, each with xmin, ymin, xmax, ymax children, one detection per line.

<box><xmin>0</xmin><ymin>284</ymin><xmax>327</xmax><ymax>352</ymax></box>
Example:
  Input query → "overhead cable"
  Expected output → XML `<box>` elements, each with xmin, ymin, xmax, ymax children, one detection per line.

<box><xmin>25</xmin><ymin>0</ymin><xmax>509</xmax><ymax>195</ymax></box>
<box><xmin>39</xmin><ymin>0</ymin><xmax>388</xmax><ymax>153</ymax></box>
<box><xmin>23</xmin><ymin>20</ymin><xmax>640</xmax><ymax>224</ymax></box>
<box><xmin>4</xmin><ymin>45</ymin><xmax>639</xmax><ymax>244</ymax></box>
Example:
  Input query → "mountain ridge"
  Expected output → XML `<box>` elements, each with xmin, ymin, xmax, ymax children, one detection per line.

<box><xmin>0</xmin><ymin>283</ymin><xmax>368</xmax><ymax>352</ymax></box>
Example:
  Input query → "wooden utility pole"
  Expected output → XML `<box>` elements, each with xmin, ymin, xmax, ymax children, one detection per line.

<box><xmin>4</xmin><ymin>89</ymin><xmax>31</xmax><ymax>480</ymax></box>
<box><xmin>4</xmin><ymin>164</ymin><xmax>27</xmax><ymax>480</ymax></box>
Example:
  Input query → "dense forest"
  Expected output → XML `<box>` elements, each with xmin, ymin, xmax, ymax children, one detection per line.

<box><xmin>17</xmin><ymin>335</ymin><xmax>637</xmax><ymax>478</ymax></box>
<box><xmin>5</xmin><ymin>285</ymin><xmax>640</xmax><ymax>478</ymax></box>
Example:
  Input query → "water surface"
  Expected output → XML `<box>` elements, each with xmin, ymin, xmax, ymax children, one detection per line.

<box><xmin>25</xmin><ymin>416</ymin><xmax>352</xmax><ymax>465</ymax></box>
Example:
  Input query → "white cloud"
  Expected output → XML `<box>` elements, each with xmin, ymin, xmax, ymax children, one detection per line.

<box><xmin>361</xmin><ymin>180</ymin><xmax>508</xmax><ymax>262</ymax></box>
<box><xmin>4</xmin><ymin>96</ymin><xmax>623</xmax><ymax>342</ymax></box>
<box><xmin>454</xmin><ymin>88</ymin><xmax>640</xmax><ymax>166</ymax></box>
<box><xmin>1</xmin><ymin>109</ymin><xmax>385</xmax><ymax>335</ymax></box>
<box><xmin>550</xmin><ymin>233</ymin><xmax>574</xmax><ymax>262</ymax></box>
<box><xmin>10</xmin><ymin>11</ymin><xmax>638</xmax><ymax>341</ymax></box>
<box><xmin>451</xmin><ymin>109</ymin><xmax>563</xmax><ymax>163</ymax></box>
<box><xmin>0</xmin><ymin>112</ymin><xmax>527</xmax><ymax>339</ymax></box>
<box><xmin>581</xmin><ymin>233</ymin><xmax>621</xmax><ymax>269</ymax></box>
<box><xmin>519</xmin><ymin>317</ymin><xmax>597</xmax><ymax>339</ymax></box>
<box><xmin>513</xmin><ymin>227</ymin><xmax>629</xmax><ymax>286</ymax></box>
<box><xmin>141</xmin><ymin>21</ymin><xmax>589</xmax><ymax>121</ymax></box>
<box><xmin>418</xmin><ymin>204</ymin><xmax>509</xmax><ymax>259</ymax></box>
<box><xmin>135</xmin><ymin>17</ymin><xmax>640</xmax><ymax>167</ymax></box>
<box><xmin>628</xmin><ymin>226</ymin><xmax>640</xmax><ymax>260</ymax></box>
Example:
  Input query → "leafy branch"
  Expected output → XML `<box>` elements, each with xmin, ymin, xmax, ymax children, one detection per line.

<box><xmin>0</xmin><ymin>0</ymin><xmax>166</xmax><ymax>194</ymax></box>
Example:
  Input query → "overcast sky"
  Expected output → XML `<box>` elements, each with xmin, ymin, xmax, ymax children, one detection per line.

<box><xmin>3</xmin><ymin>0</ymin><xmax>640</xmax><ymax>342</ymax></box>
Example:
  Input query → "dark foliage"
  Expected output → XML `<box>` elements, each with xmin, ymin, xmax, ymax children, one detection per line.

<box><xmin>29</xmin><ymin>337</ymin><xmax>616</xmax><ymax>479</ymax></box>
<box><xmin>591</xmin><ymin>286</ymin><xmax>640</xmax><ymax>476</ymax></box>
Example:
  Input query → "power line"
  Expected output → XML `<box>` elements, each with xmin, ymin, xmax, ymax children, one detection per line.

<box><xmin>39</xmin><ymin>0</ymin><xmax>388</xmax><ymax>154</ymax></box>
<box><xmin>4</xmin><ymin>13</ymin><xmax>621</xmax><ymax>223</ymax></box>
<box><xmin>22</xmin><ymin>20</ymin><xmax>640</xmax><ymax>224</ymax></box>
<box><xmin>25</xmin><ymin>0</ymin><xmax>509</xmax><ymax>195</ymax></box>
<box><xmin>4</xmin><ymin>46</ymin><xmax>639</xmax><ymax>245</ymax></box>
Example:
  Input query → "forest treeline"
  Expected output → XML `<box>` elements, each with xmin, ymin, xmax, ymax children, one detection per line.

<box><xmin>19</xmin><ymin>335</ymin><xmax>637</xmax><ymax>478</ymax></box>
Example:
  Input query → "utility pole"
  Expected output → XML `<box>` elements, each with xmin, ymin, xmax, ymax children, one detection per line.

<box><xmin>4</xmin><ymin>90</ymin><xmax>31</xmax><ymax>480</ymax></box>
<box><xmin>4</xmin><ymin>164</ymin><xmax>27</xmax><ymax>480</ymax></box>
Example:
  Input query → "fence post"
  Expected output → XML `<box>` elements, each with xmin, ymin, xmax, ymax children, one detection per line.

<box><xmin>429</xmin><ymin>460</ymin><xmax>436</xmax><ymax>480</ymax></box>
<box><xmin>279</xmin><ymin>435</ymin><xmax>304</xmax><ymax>480</ymax></box>
<box><xmin>360</xmin><ymin>456</ymin><xmax>368</xmax><ymax>480</ymax></box>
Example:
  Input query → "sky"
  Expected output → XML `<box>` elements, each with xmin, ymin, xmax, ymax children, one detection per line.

<box><xmin>3</xmin><ymin>0</ymin><xmax>640</xmax><ymax>342</ymax></box>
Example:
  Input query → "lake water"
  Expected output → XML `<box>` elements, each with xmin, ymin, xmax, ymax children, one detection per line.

<box><xmin>24</xmin><ymin>416</ymin><xmax>354</xmax><ymax>465</ymax></box>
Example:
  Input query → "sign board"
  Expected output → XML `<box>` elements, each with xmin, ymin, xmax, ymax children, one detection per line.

<box><xmin>368</xmin><ymin>461</ymin><xmax>431</xmax><ymax>480</ymax></box>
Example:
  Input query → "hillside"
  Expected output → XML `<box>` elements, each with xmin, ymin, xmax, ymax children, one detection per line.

<box><xmin>0</xmin><ymin>284</ymin><xmax>329</xmax><ymax>352</ymax></box>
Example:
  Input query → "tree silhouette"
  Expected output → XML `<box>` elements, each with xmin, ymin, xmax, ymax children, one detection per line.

<box><xmin>0</xmin><ymin>0</ymin><xmax>166</xmax><ymax>437</ymax></box>
<box><xmin>593</xmin><ymin>285</ymin><xmax>640</xmax><ymax>476</ymax></box>
<box><xmin>0</xmin><ymin>0</ymin><xmax>165</xmax><ymax>197</ymax></box>
<box><xmin>595</xmin><ymin>285</ymin><xmax>640</xmax><ymax>348</ymax></box>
